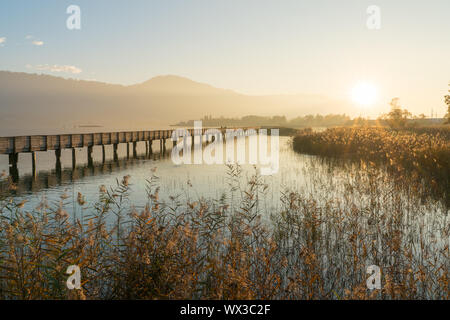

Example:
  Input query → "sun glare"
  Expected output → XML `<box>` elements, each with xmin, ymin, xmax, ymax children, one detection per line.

<box><xmin>351</xmin><ymin>83</ymin><xmax>377</xmax><ymax>106</ymax></box>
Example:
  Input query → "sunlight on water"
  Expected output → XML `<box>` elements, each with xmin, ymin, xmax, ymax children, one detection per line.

<box><xmin>0</xmin><ymin>136</ymin><xmax>446</xmax><ymax>223</ymax></box>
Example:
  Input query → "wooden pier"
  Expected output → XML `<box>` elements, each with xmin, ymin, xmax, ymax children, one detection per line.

<box><xmin>0</xmin><ymin>127</ymin><xmax>253</xmax><ymax>181</ymax></box>
<box><xmin>0</xmin><ymin>150</ymin><xmax>172</xmax><ymax>196</ymax></box>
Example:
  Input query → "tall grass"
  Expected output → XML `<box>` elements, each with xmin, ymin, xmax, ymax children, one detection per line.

<box><xmin>0</xmin><ymin>162</ymin><xmax>448</xmax><ymax>300</ymax></box>
<box><xmin>293</xmin><ymin>126</ymin><xmax>449</xmax><ymax>207</ymax></box>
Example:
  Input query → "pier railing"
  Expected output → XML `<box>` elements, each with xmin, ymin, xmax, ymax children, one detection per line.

<box><xmin>0</xmin><ymin>127</ymin><xmax>257</xmax><ymax>181</ymax></box>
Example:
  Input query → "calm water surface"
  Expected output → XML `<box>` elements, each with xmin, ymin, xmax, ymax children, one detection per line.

<box><xmin>0</xmin><ymin>136</ymin><xmax>446</xmax><ymax>222</ymax></box>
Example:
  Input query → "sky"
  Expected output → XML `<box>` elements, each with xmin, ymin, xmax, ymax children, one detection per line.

<box><xmin>0</xmin><ymin>0</ymin><xmax>449</xmax><ymax>118</ymax></box>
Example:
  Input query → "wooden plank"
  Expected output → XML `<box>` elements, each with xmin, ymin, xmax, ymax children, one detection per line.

<box><xmin>110</xmin><ymin>132</ymin><xmax>117</xmax><ymax>144</ymax></box>
<box><xmin>102</xmin><ymin>133</ymin><xmax>111</xmax><ymax>145</ymax></box>
<box><xmin>30</xmin><ymin>136</ymin><xmax>46</xmax><ymax>151</ymax></box>
<box><xmin>125</xmin><ymin>132</ymin><xmax>131</xmax><ymax>142</ymax></box>
<box><xmin>47</xmin><ymin>135</ymin><xmax>60</xmax><ymax>150</ymax></box>
<box><xmin>118</xmin><ymin>132</ymin><xmax>125</xmax><ymax>143</ymax></box>
<box><xmin>0</xmin><ymin>128</ymin><xmax>229</xmax><ymax>154</ymax></box>
<box><xmin>93</xmin><ymin>133</ymin><xmax>102</xmax><ymax>145</ymax></box>
<box><xmin>60</xmin><ymin>135</ymin><xmax>71</xmax><ymax>149</ymax></box>
<box><xmin>14</xmin><ymin>136</ymin><xmax>30</xmax><ymax>152</ymax></box>
<box><xmin>83</xmin><ymin>134</ymin><xmax>94</xmax><ymax>147</ymax></box>
<box><xmin>0</xmin><ymin>137</ymin><xmax>12</xmax><ymax>154</ymax></box>
<box><xmin>72</xmin><ymin>134</ymin><xmax>83</xmax><ymax>148</ymax></box>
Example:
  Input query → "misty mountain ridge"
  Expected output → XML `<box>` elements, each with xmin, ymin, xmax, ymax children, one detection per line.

<box><xmin>0</xmin><ymin>71</ymin><xmax>356</xmax><ymax>135</ymax></box>
<box><xmin>130</xmin><ymin>75</ymin><xmax>238</xmax><ymax>96</ymax></box>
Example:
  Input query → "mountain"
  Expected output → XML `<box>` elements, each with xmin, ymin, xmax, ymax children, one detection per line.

<box><xmin>0</xmin><ymin>71</ymin><xmax>355</xmax><ymax>135</ymax></box>
<box><xmin>129</xmin><ymin>75</ymin><xmax>237</xmax><ymax>96</ymax></box>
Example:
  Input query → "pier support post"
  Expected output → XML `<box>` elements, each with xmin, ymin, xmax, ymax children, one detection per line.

<box><xmin>102</xmin><ymin>145</ymin><xmax>106</xmax><ymax>163</ymax></box>
<box><xmin>55</xmin><ymin>149</ymin><xmax>62</xmax><ymax>174</ymax></box>
<box><xmin>31</xmin><ymin>151</ymin><xmax>37</xmax><ymax>178</ymax></box>
<box><xmin>133</xmin><ymin>141</ymin><xmax>137</xmax><ymax>158</ymax></box>
<box><xmin>148</xmin><ymin>140</ymin><xmax>153</xmax><ymax>156</ymax></box>
<box><xmin>127</xmin><ymin>143</ymin><xmax>130</xmax><ymax>159</ymax></box>
<box><xmin>9</xmin><ymin>153</ymin><xmax>19</xmax><ymax>182</ymax></box>
<box><xmin>9</xmin><ymin>153</ymin><xmax>18</xmax><ymax>167</ymax></box>
<box><xmin>113</xmin><ymin>144</ymin><xmax>118</xmax><ymax>161</ymax></box>
<box><xmin>71</xmin><ymin>148</ymin><xmax>76</xmax><ymax>169</ymax></box>
<box><xmin>87</xmin><ymin>146</ymin><xmax>94</xmax><ymax>167</ymax></box>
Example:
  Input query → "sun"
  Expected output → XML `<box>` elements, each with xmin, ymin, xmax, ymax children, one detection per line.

<box><xmin>351</xmin><ymin>82</ymin><xmax>378</xmax><ymax>106</ymax></box>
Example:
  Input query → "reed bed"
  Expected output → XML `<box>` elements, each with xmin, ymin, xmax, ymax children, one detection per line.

<box><xmin>293</xmin><ymin>126</ymin><xmax>449</xmax><ymax>207</ymax></box>
<box><xmin>0</xmin><ymin>161</ymin><xmax>448</xmax><ymax>300</ymax></box>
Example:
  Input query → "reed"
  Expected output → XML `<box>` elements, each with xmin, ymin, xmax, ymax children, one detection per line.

<box><xmin>293</xmin><ymin>126</ymin><xmax>449</xmax><ymax>207</ymax></box>
<box><xmin>0</xmin><ymin>161</ymin><xmax>448</xmax><ymax>300</ymax></box>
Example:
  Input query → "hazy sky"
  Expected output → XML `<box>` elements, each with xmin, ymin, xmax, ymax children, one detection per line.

<box><xmin>0</xmin><ymin>0</ymin><xmax>449</xmax><ymax>117</ymax></box>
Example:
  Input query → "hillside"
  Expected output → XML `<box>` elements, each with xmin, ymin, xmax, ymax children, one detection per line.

<box><xmin>0</xmin><ymin>71</ymin><xmax>355</xmax><ymax>135</ymax></box>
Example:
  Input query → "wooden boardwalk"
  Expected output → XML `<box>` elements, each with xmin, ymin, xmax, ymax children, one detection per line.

<box><xmin>0</xmin><ymin>129</ymin><xmax>208</xmax><ymax>155</ymax></box>
<box><xmin>0</xmin><ymin>127</ymin><xmax>254</xmax><ymax>181</ymax></box>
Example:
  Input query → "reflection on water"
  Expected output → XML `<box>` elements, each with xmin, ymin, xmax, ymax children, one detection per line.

<box><xmin>0</xmin><ymin>136</ymin><xmax>447</xmax><ymax>221</ymax></box>
<box><xmin>1</xmin><ymin>147</ymin><xmax>171</xmax><ymax>196</ymax></box>
<box><xmin>0</xmin><ymin>134</ymin><xmax>447</xmax><ymax>300</ymax></box>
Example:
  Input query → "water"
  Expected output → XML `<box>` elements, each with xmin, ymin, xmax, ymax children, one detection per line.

<box><xmin>0</xmin><ymin>136</ymin><xmax>446</xmax><ymax>221</ymax></box>
<box><xmin>0</xmin><ymin>136</ymin><xmax>297</xmax><ymax>213</ymax></box>
<box><xmin>1</xmin><ymin>134</ymin><xmax>448</xmax><ymax>297</ymax></box>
